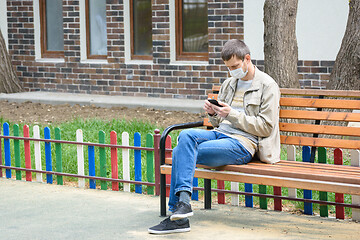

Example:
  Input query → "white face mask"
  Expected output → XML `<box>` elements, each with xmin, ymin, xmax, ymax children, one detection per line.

<box><xmin>228</xmin><ymin>62</ymin><xmax>248</xmax><ymax>79</ymax></box>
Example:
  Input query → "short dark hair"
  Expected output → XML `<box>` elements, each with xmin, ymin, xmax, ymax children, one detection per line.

<box><xmin>221</xmin><ymin>39</ymin><xmax>251</xmax><ymax>61</ymax></box>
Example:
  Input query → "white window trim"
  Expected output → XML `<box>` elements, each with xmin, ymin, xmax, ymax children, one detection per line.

<box><xmin>33</xmin><ymin>0</ymin><xmax>64</xmax><ymax>63</ymax></box>
<box><xmin>0</xmin><ymin>0</ymin><xmax>8</xmax><ymax>50</ymax></box>
<box><xmin>79</xmin><ymin>0</ymin><xmax>108</xmax><ymax>64</ymax></box>
<box><xmin>123</xmin><ymin>0</ymin><xmax>152</xmax><ymax>65</ymax></box>
<box><xmin>169</xmin><ymin>0</ymin><xmax>208</xmax><ymax>66</ymax></box>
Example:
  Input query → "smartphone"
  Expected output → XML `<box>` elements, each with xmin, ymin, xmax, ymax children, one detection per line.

<box><xmin>208</xmin><ymin>99</ymin><xmax>222</xmax><ymax>107</ymax></box>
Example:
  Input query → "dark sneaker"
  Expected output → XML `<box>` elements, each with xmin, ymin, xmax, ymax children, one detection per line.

<box><xmin>148</xmin><ymin>217</ymin><xmax>190</xmax><ymax>234</ymax></box>
<box><xmin>170</xmin><ymin>201</ymin><xmax>193</xmax><ymax>221</ymax></box>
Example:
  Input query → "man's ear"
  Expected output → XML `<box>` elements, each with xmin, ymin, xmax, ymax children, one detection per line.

<box><xmin>245</xmin><ymin>54</ymin><xmax>251</xmax><ymax>62</ymax></box>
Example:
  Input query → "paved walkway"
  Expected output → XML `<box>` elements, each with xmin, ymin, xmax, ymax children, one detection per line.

<box><xmin>1</xmin><ymin>178</ymin><xmax>360</xmax><ymax>240</ymax></box>
<box><xmin>0</xmin><ymin>91</ymin><xmax>204</xmax><ymax>113</ymax></box>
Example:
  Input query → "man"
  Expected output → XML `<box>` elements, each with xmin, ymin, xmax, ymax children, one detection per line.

<box><xmin>148</xmin><ymin>39</ymin><xmax>280</xmax><ymax>234</ymax></box>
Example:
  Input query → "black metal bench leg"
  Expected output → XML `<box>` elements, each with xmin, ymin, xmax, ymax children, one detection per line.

<box><xmin>204</xmin><ymin>179</ymin><xmax>212</xmax><ymax>209</ymax></box>
<box><xmin>160</xmin><ymin>173</ymin><xmax>167</xmax><ymax>217</ymax></box>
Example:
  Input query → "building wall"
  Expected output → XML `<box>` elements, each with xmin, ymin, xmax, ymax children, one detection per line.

<box><xmin>5</xmin><ymin>0</ymin><xmax>338</xmax><ymax>99</ymax></box>
<box><xmin>244</xmin><ymin>0</ymin><xmax>348</xmax><ymax>89</ymax></box>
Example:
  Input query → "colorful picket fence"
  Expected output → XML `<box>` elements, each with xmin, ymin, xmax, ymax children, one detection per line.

<box><xmin>1</xmin><ymin>122</ymin><xmax>359</xmax><ymax>221</ymax></box>
<box><xmin>0</xmin><ymin>122</ymin><xmax>161</xmax><ymax>195</ymax></box>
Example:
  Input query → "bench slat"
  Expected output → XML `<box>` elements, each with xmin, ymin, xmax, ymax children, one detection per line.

<box><xmin>213</xmin><ymin>164</ymin><xmax>360</xmax><ymax>185</ymax></box>
<box><xmin>268</xmin><ymin>160</ymin><xmax>360</xmax><ymax>173</ymax></box>
<box><xmin>208</xmin><ymin>93</ymin><xmax>218</xmax><ymax>100</ymax></box>
<box><xmin>227</xmin><ymin>162</ymin><xmax>360</xmax><ymax>177</ymax></box>
<box><xmin>164</xmin><ymin>158</ymin><xmax>360</xmax><ymax>184</ymax></box>
<box><xmin>280</xmin><ymin>98</ymin><xmax>360</xmax><ymax>109</ymax></box>
<box><xmin>241</xmin><ymin>161</ymin><xmax>360</xmax><ymax>175</ymax></box>
<box><xmin>203</xmin><ymin>118</ymin><xmax>212</xmax><ymax>127</ymax></box>
<box><xmin>280</xmin><ymin>109</ymin><xmax>360</xmax><ymax>122</ymax></box>
<box><xmin>165</xmin><ymin>158</ymin><xmax>360</xmax><ymax>174</ymax></box>
<box><xmin>161</xmin><ymin>165</ymin><xmax>360</xmax><ymax>195</ymax></box>
<box><xmin>280</xmin><ymin>88</ymin><xmax>360</xmax><ymax>98</ymax></box>
<box><xmin>212</xmin><ymin>86</ymin><xmax>220</xmax><ymax>93</ymax></box>
<box><xmin>279</xmin><ymin>122</ymin><xmax>360</xmax><ymax>137</ymax></box>
<box><xmin>280</xmin><ymin>135</ymin><xmax>360</xmax><ymax>149</ymax></box>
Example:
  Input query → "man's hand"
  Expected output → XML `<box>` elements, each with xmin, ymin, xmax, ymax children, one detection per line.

<box><xmin>204</xmin><ymin>100</ymin><xmax>231</xmax><ymax>118</ymax></box>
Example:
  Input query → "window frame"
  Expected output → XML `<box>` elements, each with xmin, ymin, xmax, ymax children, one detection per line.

<box><xmin>39</xmin><ymin>0</ymin><xmax>64</xmax><ymax>58</ymax></box>
<box><xmin>175</xmin><ymin>0</ymin><xmax>208</xmax><ymax>61</ymax></box>
<box><xmin>130</xmin><ymin>0</ymin><xmax>152</xmax><ymax>61</ymax></box>
<box><xmin>85</xmin><ymin>0</ymin><xmax>107</xmax><ymax>60</ymax></box>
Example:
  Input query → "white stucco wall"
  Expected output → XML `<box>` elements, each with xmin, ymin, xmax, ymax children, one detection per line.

<box><xmin>0</xmin><ymin>0</ymin><xmax>8</xmax><ymax>50</ymax></box>
<box><xmin>244</xmin><ymin>0</ymin><xmax>349</xmax><ymax>60</ymax></box>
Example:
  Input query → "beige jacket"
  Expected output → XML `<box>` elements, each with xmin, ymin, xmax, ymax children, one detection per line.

<box><xmin>209</xmin><ymin>67</ymin><xmax>280</xmax><ymax>164</ymax></box>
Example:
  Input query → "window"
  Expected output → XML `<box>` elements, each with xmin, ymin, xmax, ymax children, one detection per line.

<box><xmin>86</xmin><ymin>0</ymin><xmax>107</xmax><ymax>59</ymax></box>
<box><xmin>130</xmin><ymin>0</ymin><xmax>152</xmax><ymax>60</ymax></box>
<box><xmin>176</xmin><ymin>0</ymin><xmax>208</xmax><ymax>61</ymax></box>
<box><xmin>39</xmin><ymin>0</ymin><xmax>64</xmax><ymax>58</ymax></box>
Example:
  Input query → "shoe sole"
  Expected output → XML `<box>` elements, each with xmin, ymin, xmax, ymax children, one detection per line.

<box><xmin>148</xmin><ymin>227</ymin><xmax>191</xmax><ymax>234</ymax></box>
<box><xmin>170</xmin><ymin>212</ymin><xmax>194</xmax><ymax>221</ymax></box>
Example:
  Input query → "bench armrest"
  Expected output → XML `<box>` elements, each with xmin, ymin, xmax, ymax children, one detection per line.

<box><xmin>160</xmin><ymin>121</ymin><xmax>204</xmax><ymax>165</ymax></box>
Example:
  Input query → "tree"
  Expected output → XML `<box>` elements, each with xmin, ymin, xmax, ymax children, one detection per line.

<box><xmin>263</xmin><ymin>0</ymin><xmax>300</xmax><ymax>88</ymax></box>
<box><xmin>327</xmin><ymin>0</ymin><xmax>360</xmax><ymax>90</ymax></box>
<box><xmin>0</xmin><ymin>29</ymin><xmax>23</xmax><ymax>93</ymax></box>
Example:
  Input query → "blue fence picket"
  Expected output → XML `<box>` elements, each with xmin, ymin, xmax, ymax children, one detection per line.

<box><xmin>3</xmin><ymin>123</ymin><xmax>11</xmax><ymax>179</ymax></box>
<box><xmin>192</xmin><ymin>177</ymin><xmax>198</xmax><ymax>200</ymax></box>
<box><xmin>88</xmin><ymin>145</ymin><xmax>96</xmax><ymax>189</ymax></box>
<box><xmin>245</xmin><ymin>183</ymin><xmax>253</xmax><ymax>207</ymax></box>
<box><xmin>44</xmin><ymin>127</ymin><xmax>53</xmax><ymax>184</ymax></box>
<box><xmin>302</xmin><ymin>146</ymin><xmax>313</xmax><ymax>215</ymax></box>
<box><xmin>134</xmin><ymin>132</ymin><xmax>142</xmax><ymax>194</ymax></box>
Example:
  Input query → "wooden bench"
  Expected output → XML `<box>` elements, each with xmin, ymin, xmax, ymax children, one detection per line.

<box><xmin>159</xmin><ymin>87</ymin><xmax>360</xmax><ymax>219</ymax></box>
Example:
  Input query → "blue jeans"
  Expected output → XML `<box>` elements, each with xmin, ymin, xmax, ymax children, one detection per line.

<box><xmin>168</xmin><ymin>128</ymin><xmax>252</xmax><ymax>212</ymax></box>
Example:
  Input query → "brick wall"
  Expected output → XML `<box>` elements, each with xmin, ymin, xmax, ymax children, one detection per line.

<box><xmin>254</xmin><ymin>60</ymin><xmax>334</xmax><ymax>89</ymax></box>
<box><xmin>6</xmin><ymin>0</ymin><xmax>332</xmax><ymax>100</ymax></box>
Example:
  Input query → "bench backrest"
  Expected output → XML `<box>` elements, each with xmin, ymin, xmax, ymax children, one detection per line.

<box><xmin>205</xmin><ymin>86</ymin><xmax>360</xmax><ymax>150</ymax></box>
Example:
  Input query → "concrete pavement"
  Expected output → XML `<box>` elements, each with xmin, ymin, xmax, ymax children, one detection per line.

<box><xmin>0</xmin><ymin>91</ymin><xmax>205</xmax><ymax>113</ymax></box>
<box><xmin>1</xmin><ymin>178</ymin><xmax>360</xmax><ymax>240</ymax></box>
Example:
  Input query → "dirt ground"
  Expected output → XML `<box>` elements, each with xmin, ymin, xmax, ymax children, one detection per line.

<box><xmin>0</xmin><ymin>100</ymin><xmax>204</xmax><ymax>127</ymax></box>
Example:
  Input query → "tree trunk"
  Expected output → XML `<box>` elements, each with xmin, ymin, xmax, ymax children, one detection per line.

<box><xmin>0</xmin><ymin>29</ymin><xmax>23</xmax><ymax>93</ymax></box>
<box><xmin>263</xmin><ymin>0</ymin><xmax>299</xmax><ymax>88</ymax></box>
<box><xmin>327</xmin><ymin>0</ymin><xmax>360</xmax><ymax>90</ymax></box>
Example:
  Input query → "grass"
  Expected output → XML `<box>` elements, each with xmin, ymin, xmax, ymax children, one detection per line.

<box><xmin>0</xmin><ymin>117</ymin><xmax>355</xmax><ymax>218</ymax></box>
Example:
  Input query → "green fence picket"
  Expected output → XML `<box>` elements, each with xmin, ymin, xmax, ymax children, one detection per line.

<box><xmin>146</xmin><ymin>133</ymin><xmax>154</xmax><ymax>195</ymax></box>
<box><xmin>259</xmin><ymin>185</ymin><xmax>267</xmax><ymax>209</ymax></box>
<box><xmin>318</xmin><ymin>147</ymin><xmax>328</xmax><ymax>217</ymax></box>
<box><xmin>13</xmin><ymin>124</ymin><xmax>21</xmax><ymax>180</ymax></box>
<box><xmin>55</xmin><ymin>128</ymin><xmax>63</xmax><ymax>185</ymax></box>
<box><xmin>99</xmin><ymin>130</ymin><xmax>107</xmax><ymax>190</ymax></box>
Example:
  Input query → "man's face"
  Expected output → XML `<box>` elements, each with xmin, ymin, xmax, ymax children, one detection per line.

<box><xmin>224</xmin><ymin>55</ymin><xmax>246</xmax><ymax>71</ymax></box>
